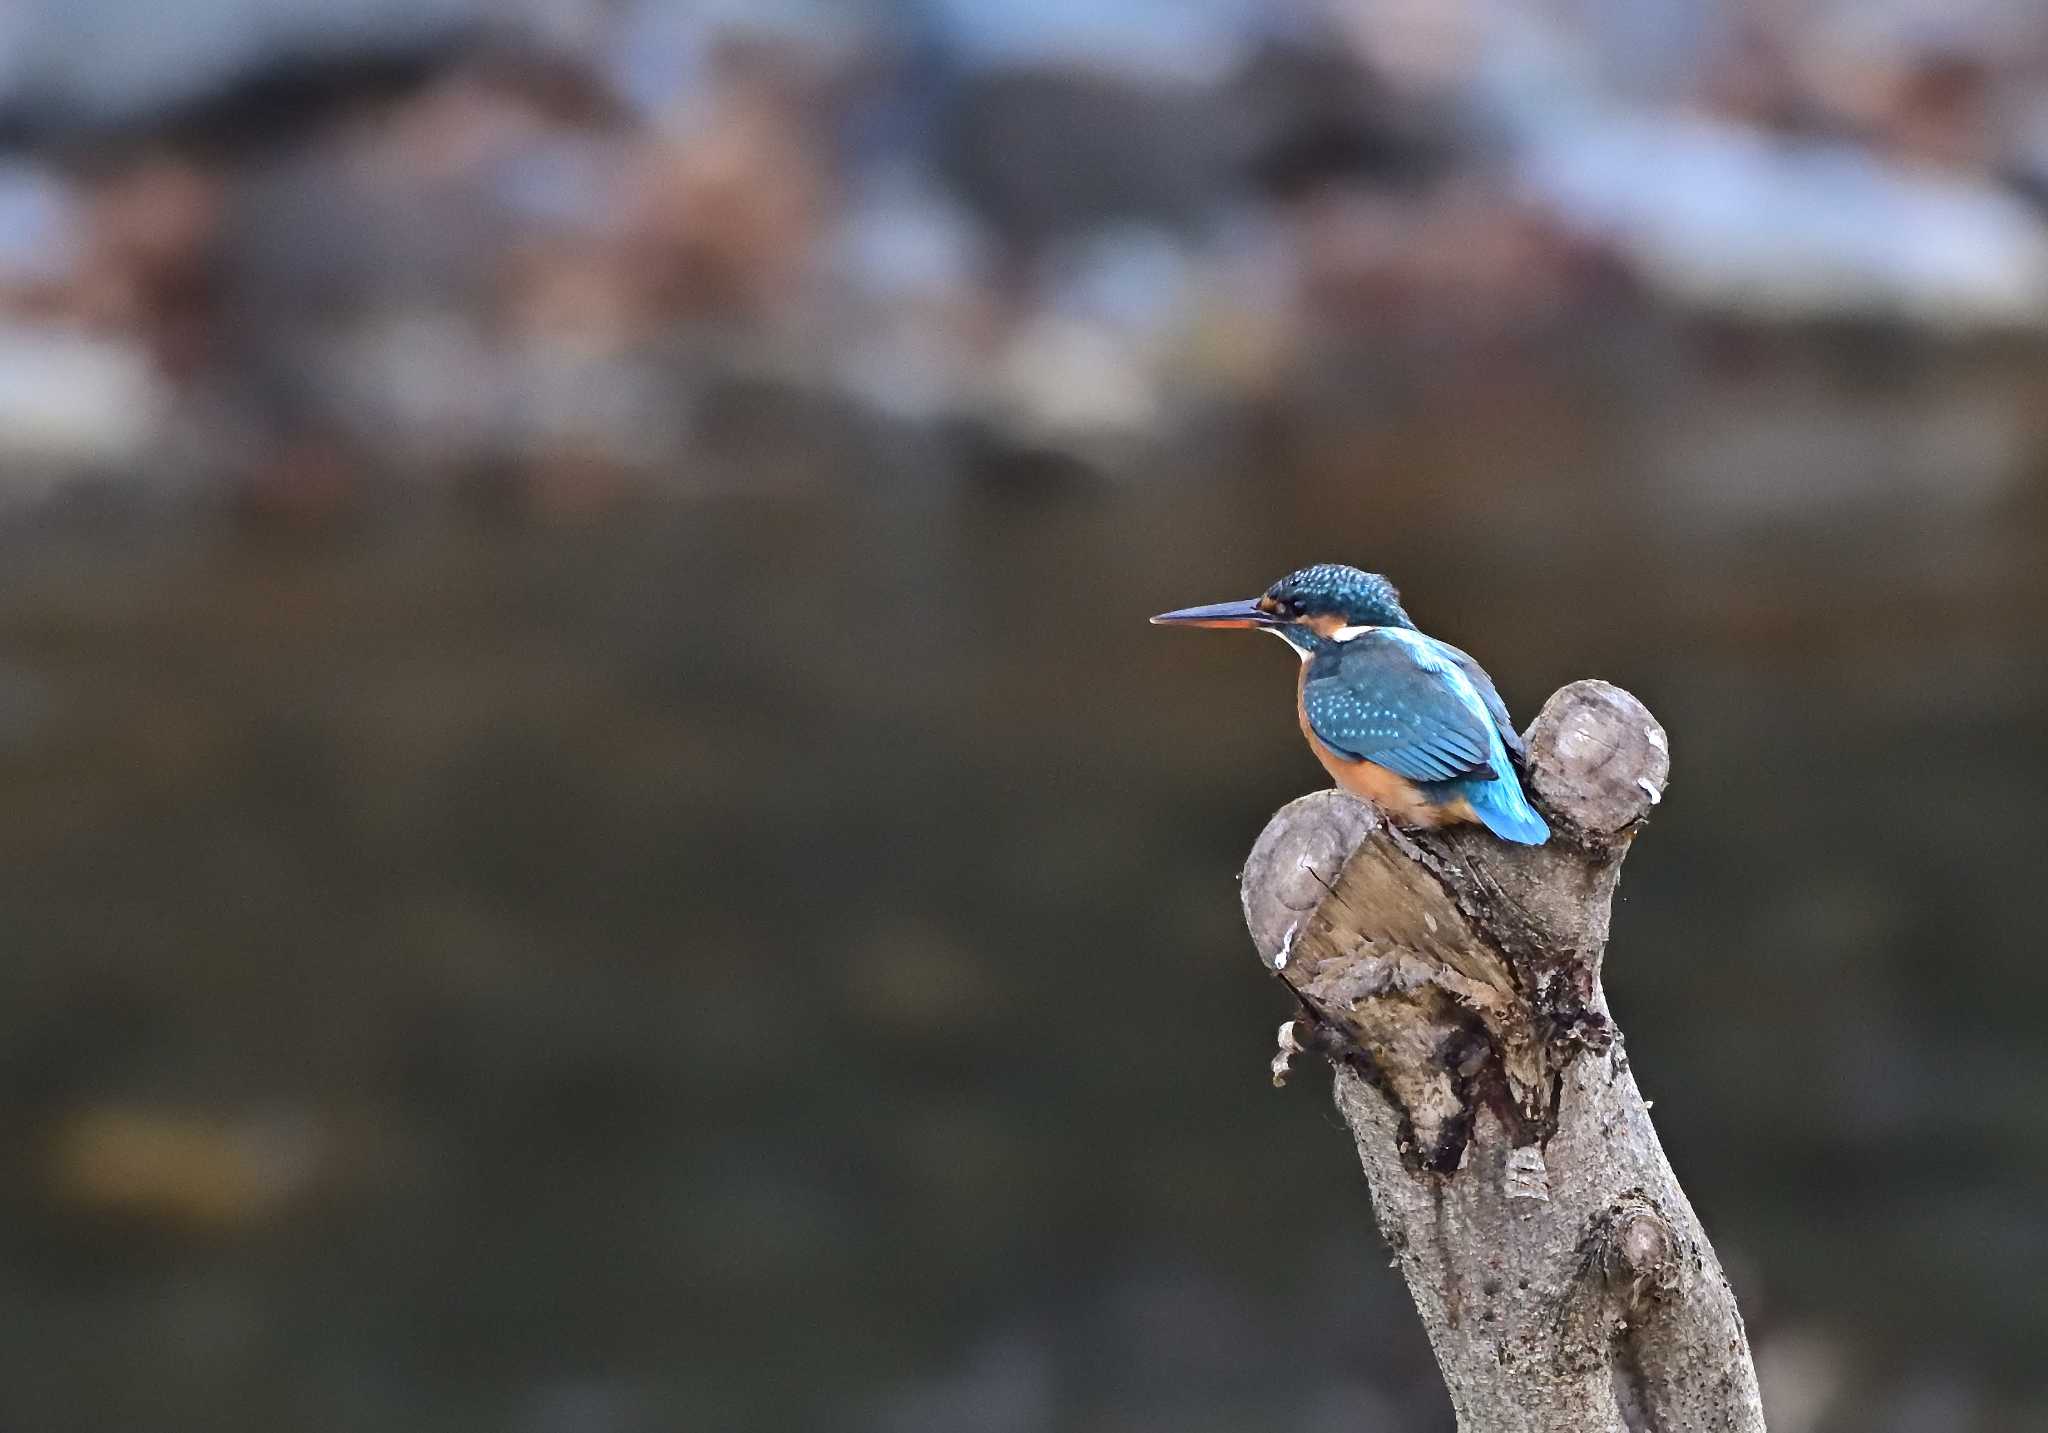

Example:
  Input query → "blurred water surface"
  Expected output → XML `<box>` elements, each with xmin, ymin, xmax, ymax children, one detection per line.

<box><xmin>0</xmin><ymin>340</ymin><xmax>2039</xmax><ymax>1431</ymax></box>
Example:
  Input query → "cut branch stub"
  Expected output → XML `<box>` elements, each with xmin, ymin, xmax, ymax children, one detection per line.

<box><xmin>1238</xmin><ymin>679</ymin><xmax>1763</xmax><ymax>1431</ymax></box>
<box><xmin>1525</xmin><ymin>678</ymin><xmax>1671</xmax><ymax>842</ymax></box>
<box><xmin>1240</xmin><ymin>680</ymin><xmax>1669</xmax><ymax>1168</ymax></box>
<box><xmin>1241</xmin><ymin>680</ymin><xmax>1677</xmax><ymax>1168</ymax></box>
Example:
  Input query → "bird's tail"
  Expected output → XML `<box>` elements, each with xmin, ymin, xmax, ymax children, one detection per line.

<box><xmin>1463</xmin><ymin>769</ymin><xmax>1550</xmax><ymax>845</ymax></box>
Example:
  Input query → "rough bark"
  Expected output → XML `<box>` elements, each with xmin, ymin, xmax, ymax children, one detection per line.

<box><xmin>1243</xmin><ymin>679</ymin><xmax>1764</xmax><ymax>1432</ymax></box>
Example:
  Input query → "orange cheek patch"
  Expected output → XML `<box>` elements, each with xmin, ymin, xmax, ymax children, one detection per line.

<box><xmin>1303</xmin><ymin>613</ymin><xmax>1346</xmax><ymax>638</ymax></box>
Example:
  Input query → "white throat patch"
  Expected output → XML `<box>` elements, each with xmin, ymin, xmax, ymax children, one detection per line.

<box><xmin>1259</xmin><ymin>626</ymin><xmax>1316</xmax><ymax>662</ymax></box>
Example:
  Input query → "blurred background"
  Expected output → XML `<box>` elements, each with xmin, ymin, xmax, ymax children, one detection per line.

<box><xmin>0</xmin><ymin>1</ymin><xmax>2042</xmax><ymax>1429</ymax></box>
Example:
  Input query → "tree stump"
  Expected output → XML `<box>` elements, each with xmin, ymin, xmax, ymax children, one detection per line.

<box><xmin>1242</xmin><ymin>679</ymin><xmax>1765</xmax><ymax>1431</ymax></box>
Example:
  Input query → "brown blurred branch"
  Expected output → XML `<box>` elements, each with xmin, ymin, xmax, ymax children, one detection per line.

<box><xmin>1243</xmin><ymin>680</ymin><xmax>1764</xmax><ymax>1431</ymax></box>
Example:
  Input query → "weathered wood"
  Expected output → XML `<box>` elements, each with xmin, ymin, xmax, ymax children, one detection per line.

<box><xmin>1243</xmin><ymin>679</ymin><xmax>1763</xmax><ymax>1432</ymax></box>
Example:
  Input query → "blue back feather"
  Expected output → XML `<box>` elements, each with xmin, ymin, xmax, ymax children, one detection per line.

<box><xmin>1302</xmin><ymin>628</ymin><xmax>1549</xmax><ymax>845</ymax></box>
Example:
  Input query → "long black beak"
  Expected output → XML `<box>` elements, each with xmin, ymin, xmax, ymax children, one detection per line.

<box><xmin>1149</xmin><ymin>598</ymin><xmax>1279</xmax><ymax>629</ymax></box>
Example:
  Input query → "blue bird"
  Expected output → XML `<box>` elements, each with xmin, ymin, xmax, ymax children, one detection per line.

<box><xmin>1152</xmin><ymin>563</ymin><xmax>1549</xmax><ymax>845</ymax></box>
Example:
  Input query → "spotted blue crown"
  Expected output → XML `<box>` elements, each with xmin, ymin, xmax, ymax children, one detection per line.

<box><xmin>1266</xmin><ymin>564</ymin><xmax>1414</xmax><ymax>629</ymax></box>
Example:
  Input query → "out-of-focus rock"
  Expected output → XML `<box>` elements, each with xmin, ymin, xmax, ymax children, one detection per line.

<box><xmin>826</xmin><ymin>163</ymin><xmax>997</xmax><ymax>421</ymax></box>
<box><xmin>597</xmin><ymin>0</ymin><xmax>880</xmax><ymax>123</ymax></box>
<box><xmin>0</xmin><ymin>323</ymin><xmax>165</xmax><ymax>474</ymax></box>
<box><xmin>0</xmin><ymin>0</ymin><xmax>479</xmax><ymax>133</ymax></box>
<box><xmin>2</xmin><ymin>0</ymin><xmax>2048</xmax><ymax>516</ymax></box>
<box><xmin>1270</xmin><ymin>177</ymin><xmax>1586</xmax><ymax>344</ymax></box>
<box><xmin>2013</xmin><ymin>85</ymin><xmax>2048</xmax><ymax>208</ymax></box>
<box><xmin>0</xmin><ymin>160</ymin><xmax>80</xmax><ymax>309</ymax></box>
<box><xmin>939</xmin><ymin>68</ymin><xmax>1231</xmax><ymax>251</ymax></box>
<box><xmin>621</xmin><ymin>63</ymin><xmax>828</xmax><ymax>328</ymax></box>
<box><xmin>988</xmin><ymin>313</ymin><xmax>1162</xmax><ymax>449</ymax></box>
<box><xmin>1524</xmin><ymin>113</ymin><xmax>2048</xmax><ymax>327</ymax></box>
<box><xmin>325</xmin><ymin>309</ymin><xmax>502</xmax><ymax>471</ymax></box>
<box><xmin>929</xmin><ymin>0</ymin><xmax>1254</xmax><ymax>85</ymax></box>
<box><xmin>979</xmin><ymin>226</ymin><xmax>1210</xmax><ymax>450</ymax></box>
<box><xmin>1326</xmin><ymin>0</ymin><xmax>1495</xmax><ymax>103</ymax></box>
<box><xmin>74</xmin><ymin>154</ymin><xmax>225</xmax><ymax>376</ymax></box>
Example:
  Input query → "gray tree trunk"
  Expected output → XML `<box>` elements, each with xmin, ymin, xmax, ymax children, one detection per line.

<box><xmin>1241</xmin><ymin>680</ymin><xmax>1765</xmax><ymax>1432</ymax></box>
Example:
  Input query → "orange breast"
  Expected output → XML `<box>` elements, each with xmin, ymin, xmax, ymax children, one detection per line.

<box><xmin>1296</xmin><ymin>666</ymin><xmax>1470</xmax><ymax>829</ymax></box>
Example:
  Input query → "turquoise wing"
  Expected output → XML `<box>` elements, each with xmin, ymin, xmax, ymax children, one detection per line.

<box><xmin>1301</xmin><ymin>632</ymin><xmax>1497</xmax><ymax>783</ymax></box>
<box><xmin>1428</xmin><ymin>637</ymin><xmax>1526</xmax><ymax>760</ymax></box>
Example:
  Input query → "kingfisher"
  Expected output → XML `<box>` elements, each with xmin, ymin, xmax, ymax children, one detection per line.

<box><xmin>1152</xmin><ymin>563</ymin><xmax>1548</xmax><ymax>844</ymax></box>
